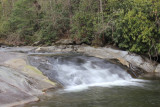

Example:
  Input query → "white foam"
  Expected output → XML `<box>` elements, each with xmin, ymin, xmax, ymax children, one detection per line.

<box><xmin>61</xmin><ymin>79</ymin><xmax>148</xmax><ymax>92</ymax></box>
<box><xmin>39</xmin><ymin>55</ymin><xmax>147</xmax><ymax>92</ymax></box>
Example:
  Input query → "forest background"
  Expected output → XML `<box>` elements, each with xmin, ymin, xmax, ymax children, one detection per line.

<box><xmin>0</xmin><ymin>0</ymin><xmax>160</xmax><ymax>59</ymax></box>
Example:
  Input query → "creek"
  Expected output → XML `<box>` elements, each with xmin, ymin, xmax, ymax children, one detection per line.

<box><xmin>23</xmin><ymin>53</ymin><xmax>160</xmax><ymax>107</ymax></box>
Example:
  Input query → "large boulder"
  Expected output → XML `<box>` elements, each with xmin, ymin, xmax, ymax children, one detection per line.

<box><xmin>139</xmin><ymin>72</ymin><xmax>160</xmax><ymax>80</ymax></box>
<box><xmin>0</xmin><ymin>49</ymin><xmax>57</xmax><ymax>107</ymax></box>
<box><xmin>0</xmin><ymin>66</ymin><xmax>40</xmax><ymax>107</ymax></box>
<box><xmin>155</xmin><ymin>64</ymin><xmax>160</xmax><ymax>72</ymax></box>
<box><xmin>76</xmin><ymin>46</ymin><xmax>157</xmax><ymax>73</ymax></box>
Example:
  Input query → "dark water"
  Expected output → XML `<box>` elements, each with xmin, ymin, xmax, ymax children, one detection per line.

<box><xmin>25</xmin><ymin>53</ymin><xmax>160</xmax><ymax>107</ymax></box>
<box><xmin>24</xmin><ymin>79</ymin><xmax>160</xmax><ymax>107</ymax></box>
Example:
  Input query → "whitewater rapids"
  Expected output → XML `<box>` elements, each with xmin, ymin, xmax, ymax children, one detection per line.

<box><xmin>28</xmin><ymin>54</ymin><xmax>147</xmax><ymax>92</ymax></box>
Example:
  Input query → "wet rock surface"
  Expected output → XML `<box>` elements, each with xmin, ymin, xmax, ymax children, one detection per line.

<box><xmin>32</xmin><ymin>45</ymin><xmax>157</xmax><ymax>73</ymax></box>
<box><xmin>0</xmin><ymin>47</ymin><xmax>57</xmax><ymax>107</ymax></box>
<box><xmin>0</xmin><ymin>67</ymin><xmax>39</xmax><ymax>107</ymax></box>
<box><xmin>139</xmin><ymin>72</ymin><xmax>160</xmax><ymax>80</ymax></box>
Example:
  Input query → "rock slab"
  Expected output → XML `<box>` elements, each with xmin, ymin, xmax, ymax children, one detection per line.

<box><xmin>0</xmin><ymin>48</ymin><xmax>57</xmax><ymax>107</ymax></box>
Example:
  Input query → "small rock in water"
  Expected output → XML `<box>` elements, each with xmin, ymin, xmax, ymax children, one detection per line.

<box><xmin>1</xmin><ymin>45</ymin><xmax>7</xmax><ymax>48</ymax></box>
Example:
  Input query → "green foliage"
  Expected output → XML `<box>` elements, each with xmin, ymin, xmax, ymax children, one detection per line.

<box><xmin>71</xmin><ymin>12</ymin><xmax>95</xmax><ymax>44</ymax></box>
<box><xmin>0</xmin><ymin>19</ymin><xmax>9</xmax><ymax>37</ymax></box>
<box><xmin>0</xmin><ymin>0</ymin><xmax>160</xmax><ymax>57</ymax></box>
<box><xmin>39</xmin><ymin>2</ymin><xmax>70</xmax><ymax>43</ymax></box>
<box><xmin>113</xmin><ymin>0</ymin><xmax>160</xmax><ymax>56</ymax></box>
<box><xmin>7</xmin><ymin>0</ymin><xmax>41</xmax><ymax>43</ymax></box>
<box><xmin>71</xmin><ymin>0</ymin><xmax>99</xmax><ymax>44</ymax></box>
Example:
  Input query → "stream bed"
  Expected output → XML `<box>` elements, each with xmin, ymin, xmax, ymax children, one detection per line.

<box><xmin>23</xmin><ymin>53</ymin><xmax>160</xmax><ymax>107</ymax></box>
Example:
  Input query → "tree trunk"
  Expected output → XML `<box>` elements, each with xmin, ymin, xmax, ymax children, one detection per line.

<box><xmin>1</xmin><ymin>0</ymin><xmax>5</xmax><ymax>17</ymax></box>
<box><xmin>49</xmin><ymin>0</ymin><xmax>53</xmax><ymax>11</ymax></box>
<box><xmin>99</xmin><ymin>0</ymin><xmax>104</xmax><ymax>23</ymax></box>
<box><xmin>11</xmin><ymin>0</ymin><xmax>14</xmax><ymax>6</ymax></box>
<box><xmin>67</xmin><ymin>0</ymin><xmax>72</xmax><ymax>37</ymax></box>
<box><xmin>68</xmin><ymin>0</ymin><xmax>72</xmax><ymax>25</ymax></box>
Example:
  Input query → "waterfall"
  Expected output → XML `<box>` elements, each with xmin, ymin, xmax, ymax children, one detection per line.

<box><xmin>29</xmin><ymin>54</ymin><xmax>142</xmax><ymax>91</ymax></box>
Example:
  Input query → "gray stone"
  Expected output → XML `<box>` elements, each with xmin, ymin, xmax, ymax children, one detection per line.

<box><xmin>0</xmin><ymin>48</ymin><xmax>57</xmax><ymax>107</ymax></box>
<box><xmin>75</xmin><ymin>40</ymin><xmax>82</xmax><ymax>45</ymax></box>
<box><xmin>33</xmin><ymin>41</ymin><xmax>41</xmax><ymax>46</ymax></box>
<box><xmin>0</xmin><ymin>79</ymin><xmax>39</xmax><ymax>107</ymax></box>
<box><xmin>139</xmin><ymin>72</ymin><xmax>160</xmax><ymax>80</ymax></box>
<box><xmin>33</xmin><ymin>45</ymin><xmax>157</xmax><ymax>73</ymax></box>
<box><xmin>76</xmin><ymin>46</ymin><xmax>156</xmax><ymax>72</ymax></box>
<box><xmin>155</xmin><ymin>64</ymin><xmax>160</xmax><ymax>72</ymax></box>
<box><xmin>0</xmin><ymin>67</ymin><xmax>40</xmax><ymax>107</ymax></box>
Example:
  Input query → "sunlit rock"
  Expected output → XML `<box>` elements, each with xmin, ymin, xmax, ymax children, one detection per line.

<box><xmin>0</xmin><ymin>49</ymin><xmax>57</xmax><ymax>107</ymax></box>
<box><xmin>155</xmin><ymin>64</ymin><xmax>160</xmax><ymax>72</ymax></box>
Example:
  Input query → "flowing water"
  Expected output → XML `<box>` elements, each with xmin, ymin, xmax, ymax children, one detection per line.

<box><xmin>1</xmin><ymin>47</ymin><xmax>160</xmax><ymax>107</ymax></box>
<box><xmin>24</xmin><ymin>53</ymin><xmax>160</xmax><ymax>107</ymax></box>
<box><xmin>28</xmin><ymin>54</ymin><xmax>137</xmax><ymax>90</ymax></box>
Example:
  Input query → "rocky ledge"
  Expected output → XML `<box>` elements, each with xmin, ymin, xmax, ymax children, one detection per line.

<box><xmin>0</xmin><ymin>47</ymin><xmax>58</xmax><ymax>107</ymax></box>
<box><xmin>34</xmin><ymin>45</ymin><xmax>158</xmax><ymax>74</ymax></box>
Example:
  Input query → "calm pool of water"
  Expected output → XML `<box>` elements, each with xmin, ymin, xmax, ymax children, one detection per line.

<box><xmin>24</xmin><ymin>79</ymin><xmax>160</xmax><ymax>107</ymax></box>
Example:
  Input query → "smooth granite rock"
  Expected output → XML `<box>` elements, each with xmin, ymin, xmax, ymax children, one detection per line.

<box><xmin>0</xmin><ymin>48</ymin><xmax>57</xmax><ymax>107</ymax></box>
